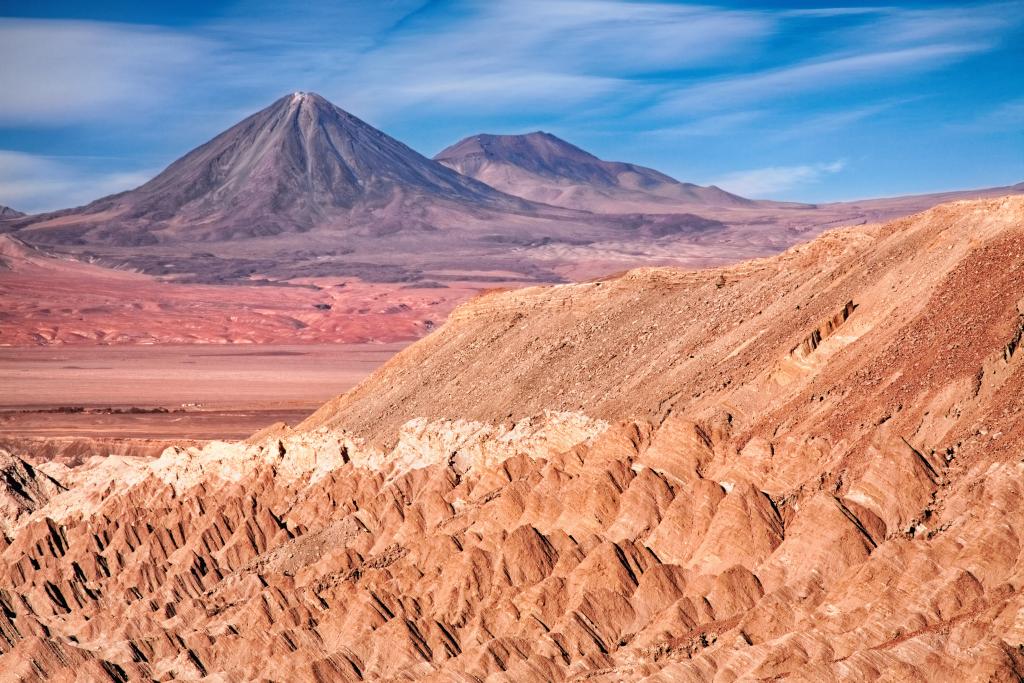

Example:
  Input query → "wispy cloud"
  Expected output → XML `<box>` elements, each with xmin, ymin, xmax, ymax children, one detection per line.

<box><xmin>657</xmin><ymin>2</ymin><xmax>1018</xmax><ymax>116</ymax></box>
<box><xmin>844</xmin><ymin>4</ymin><xmax>1018</xmax><ymax>47</ymax></box>
<box><xmin>0</xmin><ymin>151</ymin><xmax>154</xmax><ymax>213</ymax></box>
<box><xmin>1</xmin><ymin>2</ymin><xmax>1017</xmax><ymax>128</ymax></box>
<box><xmin>770</xmin><ymin>99</ymin><xmax>914</xmax><ymax>142</ymax></box>
<box><xmin>0</xmin><ymin>19</ymin><xmax>212</xmax><ymax>124</ymax></box>
<box><xmin>330</xmin><ymin>0</ymin><xmax>772</xmax><ymax>117</ymax></box>
<box><xmin>657</xmin><ymin>43</ymin><xmax>987</xmax><ymax>115</ymax></box>
<box><xmin>640</xmin><ymin>110</ymin><xmax>766</xmax><ymax>139</ymax></box>
<box><xmin>712</xmin><ymin>161</ymin><xmax>846</xmax><ymax>198</ymax></box>
<box><xmin>781</xmin><ymin>8</ymin><xmax>890</xmax><ymax>19</ymax></box>
<box><xmin>951</xmin><ymin>97</ymin><xmax>1024</xmax><ymax>133</ymax></box>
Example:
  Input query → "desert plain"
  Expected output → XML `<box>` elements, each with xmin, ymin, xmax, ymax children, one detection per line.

<box><xmin>0</xmin><ymin>343</ymin><xmax>404</xmax><ymax>463</ymax></box>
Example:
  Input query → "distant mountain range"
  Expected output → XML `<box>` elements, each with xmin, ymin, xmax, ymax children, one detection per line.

<box><xmin>2</xmin><ymin>92</ymin><xmax>1021</xmax><ymax>285</ymax></box>
<box><xmin>0</xmin><ymin>206</ymin><xmax>24</xmax><ymax>220</ymax></box>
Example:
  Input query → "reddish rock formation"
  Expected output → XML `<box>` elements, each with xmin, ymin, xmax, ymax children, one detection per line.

<box><xmin>1</xmin><ymin>196</ymin><xmax>1023</xmax><ymax>680</ymax></box>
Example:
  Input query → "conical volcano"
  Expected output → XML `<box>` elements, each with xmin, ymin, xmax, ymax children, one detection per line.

<box><xmin>10</xmin><ymin>93</ymin><xmax>533</xmax><ymax>246</ymax></box>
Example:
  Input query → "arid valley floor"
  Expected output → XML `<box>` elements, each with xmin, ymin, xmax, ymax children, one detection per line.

<box><xmin>0</xmin><ymin>344</ymin><xmax>404</xmax><ymax>464</ymax></box>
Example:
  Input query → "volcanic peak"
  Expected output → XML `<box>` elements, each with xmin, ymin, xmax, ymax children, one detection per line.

<box><xmin>435</xmin><ymin>130</ymin><xmax>753</xmax><ymax>210</ymax></box>
<box><xmin>6</xmin><ymin>92</ymin><xmax>530</xmax><ymax>246</ymax></box>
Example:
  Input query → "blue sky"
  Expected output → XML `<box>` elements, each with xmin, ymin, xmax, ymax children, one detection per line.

<box><xmin>0</xmin><ymin>0</ymin><xmax>1022</xmax><ymax>212</ymax></box>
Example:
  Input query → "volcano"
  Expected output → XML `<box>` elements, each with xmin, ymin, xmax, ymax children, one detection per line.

<box><xmin>435</xmin><ymin>131</ymin><xmax>756</xmax><ymax>212</ymax></box>
<box><xmin>9</xmin><ymin>93</ymin><xmax>537</xmax><ymax>247</ymax></box>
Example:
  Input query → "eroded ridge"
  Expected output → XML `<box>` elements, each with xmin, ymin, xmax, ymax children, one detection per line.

<box><xmin>790</xmin><ymin>300</ymin><xmax>856</xmax><ymax>359</ymax></box>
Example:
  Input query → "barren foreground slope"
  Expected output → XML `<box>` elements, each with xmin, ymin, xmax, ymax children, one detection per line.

<box><xmin>1</xmin><ymin>197</ymin><xmax>1023</xmax><ymax>681</ymax></box>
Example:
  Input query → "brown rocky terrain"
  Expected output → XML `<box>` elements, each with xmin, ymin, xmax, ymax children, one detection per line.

<box><xmin>0</xmin><ymin>343</ymin><xmax>404</xmax><ymax>466</ymax></box>
<box><xmin>0</xmin><ymin>195</ymin><xmax>1022</xmax><ymax>680</ymax></box>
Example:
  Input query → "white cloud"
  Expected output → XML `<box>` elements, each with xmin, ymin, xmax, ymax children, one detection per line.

<box><xmin>713</xmin><ymin>161</ymin><xmax>846</xmax><ymax>198</ymax></box>
<box><xmin>1</xmin><ymin>1</ymin><xmax>1017</xmax><ymax>132</ymax></box>
<box><xmin>1</xmin><ymin>3</ymin><xmax>770</xmax><ymax>127</ymax></box>
<box><xmin>846</xmin><ymin>5</ymin><xmax>1016</xmax><ymax>47</ymax></box>
<box><xmin>981</xmin><ymin>99</ymin><xmax>1024</xmax><ymax>129</ymax></box>
<box><xmin>356</xmin><ymin>72</ymin><xmax>628</xmax><ymax>112</ymax></box>
<box><xmin>654</xmin><ymin>2</ymin><xmax>1021</xmax><ymax>117</ymax></box>
<box><xmin>467</xmin><ymin>0</ymin><xmax>772</xmax><ymax>75</ymax></box>
<box><xmin>781</xmin><ymin>8</ymin><xmax>889</xmax><ymax>18</ymax></box>
<box><xmin>770</xmin><ymin>99</ymin><xmax>916</xmax><ymax>142</ymax></box>
<box><xmin>0</xmin><ymin>151</ymin><xmax>154</xmax><ymax>213</ymax></box>
<box><xmin>0</xmin><ymin>19</ymin><xmax>211</xmax><ymax>123</ymax></box>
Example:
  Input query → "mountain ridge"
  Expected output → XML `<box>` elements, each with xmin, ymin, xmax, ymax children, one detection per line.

<box><xmin>3</xmin><ymin>93</ymin><xmax>757</xmax><ymax>286</ymax></box>
<box><xmin>2</xmin><ymin>93</ymin><xmax>1020</xmax><ymax>293</ymax></box>
<box><xmin>435</xmin><ymin>131</ymin><xmax>758</xmax><ymax>211</ymax></box>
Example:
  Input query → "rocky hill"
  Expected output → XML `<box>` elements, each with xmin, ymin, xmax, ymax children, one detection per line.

<box><xmin>0</xmin><ymin>196</ymin><xmax>1022</xmax><ymax>680</ymax></box>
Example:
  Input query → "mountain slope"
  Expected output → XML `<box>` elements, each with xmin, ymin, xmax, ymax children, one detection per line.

<box><xmin>0</xmin><ymin>205</ymin><xmax>24</xmax><ymax>220</ymax></box>
<box><xmin>435</xmin><ymin>131</ymin><xmax>755</xmax><ymax>212</ymax></box>
<box><xmin>305</xmin><ymin>195</ymin><xmax>1024</xmax><ymax>450</ymax></box>
<box><xmin>1</xmin><ymin>196</ymin><xmax>1023</xmax><ymax>680</ymax></box>
<box><xmin>4</xmin><ymin>96</ymin><xmax>1019</xmax><ymax>292</ymax></box>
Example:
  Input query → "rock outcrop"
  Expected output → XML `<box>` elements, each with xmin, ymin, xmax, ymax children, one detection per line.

<box><xmin>1</xmin><ymin>196</ymin><xmax>1023</xmax><ymax>681</ymax></box>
